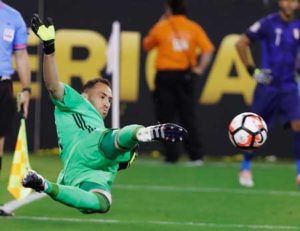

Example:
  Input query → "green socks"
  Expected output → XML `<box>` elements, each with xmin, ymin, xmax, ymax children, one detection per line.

<box><xmin>117</xmin><ymin>125</ymin><xmax>142</xmax><ymax>149</ymax></box>
<box><xmin>100</xmin><ymin>124</ymin><xmax>142</xmax><ymax>159</ymax></box>
<box><xmin>44</xmin><ymin>181</ymin><xmax>109</xmax><ymax>213</ymax></box>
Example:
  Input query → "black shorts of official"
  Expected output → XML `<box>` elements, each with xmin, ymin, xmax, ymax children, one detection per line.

<box><xmin>0</xmin><ymin>80</ymin><xmax>15</xmax><ymax>137</ymax></box>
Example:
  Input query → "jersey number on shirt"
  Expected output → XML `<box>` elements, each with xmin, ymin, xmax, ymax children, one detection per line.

<box><xmin>275</xmin><ymin>28</ymin><xmax>282</xmax><ymax>46</ymax></box>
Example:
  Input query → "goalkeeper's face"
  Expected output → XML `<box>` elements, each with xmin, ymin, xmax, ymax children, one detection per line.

<box><xmin>85</xmin><ymin>82</ymin><xmax>112</xmax><ymax>119</ymax></box>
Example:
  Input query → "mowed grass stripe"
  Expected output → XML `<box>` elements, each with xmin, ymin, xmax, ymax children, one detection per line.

<box><xmin>5</xmin><ymin>216</ymin><xmax>299</xmax><ymax>230</ymax></box>
<box><xmin>114</xmin><ymin>184</ymin><xmax>300</xmax><ymax>197</ymax></box>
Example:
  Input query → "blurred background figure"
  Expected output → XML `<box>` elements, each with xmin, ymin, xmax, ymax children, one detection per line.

<box><xmin>143</xmin><ymin>0</ymin><xmax>214</xmax><ymax>165</ymax></box>
<box><xmin>235</xmin><ymin>0</ymin><xmax>300</xmax><ymax>187</ymax></box>
<box><xmin>0</xmin><ymin>0</ymin><xmax>31</xmax><ymax>174</ymax></box>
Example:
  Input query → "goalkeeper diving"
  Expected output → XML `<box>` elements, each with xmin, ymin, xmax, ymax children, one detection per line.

<box><xmin>22</xmin><ymin>14</ymin><xmax>187</xmax><ymax>214</ymax></box>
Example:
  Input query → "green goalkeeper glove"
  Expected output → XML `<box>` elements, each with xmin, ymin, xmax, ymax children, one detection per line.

<box><xmin>31</xmin><ymin>14</ymin><xmax>55</xmax><ymax>55</ymax></box>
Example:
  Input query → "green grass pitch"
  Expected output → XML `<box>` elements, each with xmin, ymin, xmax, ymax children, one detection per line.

<box><xmin>1</xmin><ymin>154</ymin><xmax>300</xmax><ymax>231</ymax></box>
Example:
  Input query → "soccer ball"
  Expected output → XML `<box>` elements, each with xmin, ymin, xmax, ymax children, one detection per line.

<box><xmin>228</xmin><ymin>112</ymin><xmax>268</xmax><ymax>150</ymax></box>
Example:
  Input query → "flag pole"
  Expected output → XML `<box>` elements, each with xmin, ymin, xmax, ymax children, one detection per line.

<box><xmin>106</xmin><ymin>21</ymin><xmax>120</xmax><ymax>129</ymax></box>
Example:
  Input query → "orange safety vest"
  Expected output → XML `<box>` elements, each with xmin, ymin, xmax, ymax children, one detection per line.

<box><xmin>143</xmin><ymin>15</ymin><xmax>214</xmax><ymax>70</ymax></box>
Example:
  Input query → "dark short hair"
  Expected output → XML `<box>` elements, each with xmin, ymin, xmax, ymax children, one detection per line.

<box><xmin>82</xmin><ymin>77</ymin><xmax>112</xmax><ymax>93</ymax></box>
<box><xmin>167</xmin><ymin>0</ymin><xmax>187</xmax><ymax>15</ymax></box>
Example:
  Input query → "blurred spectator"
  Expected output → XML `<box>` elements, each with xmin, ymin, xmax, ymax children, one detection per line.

<box><xmin>143</xmin><ymin>0</ymin><xmax>214</xmax><ymax>165</ymax></box>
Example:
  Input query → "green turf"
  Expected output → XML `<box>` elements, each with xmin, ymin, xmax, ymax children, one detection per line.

<box><xmin>1</xmin><ymin>154</ymin><xmax>300</xmax><ymax>231</ymax></box>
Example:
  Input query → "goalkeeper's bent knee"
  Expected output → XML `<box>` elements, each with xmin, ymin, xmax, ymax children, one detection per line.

<box><xmin>80</xmin><ymin>192</ymin><xmax>111</xmax><ymax>214</ymax></box>
<box><xmin>95</xmin><ymin>191</ymin><xmax>111</xmax><ymax>213</ymax></box>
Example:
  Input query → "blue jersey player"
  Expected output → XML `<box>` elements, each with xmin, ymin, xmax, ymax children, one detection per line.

<box><xmin>236</xmin><ymin>0</ymin><xmax>300</xmax><ymax>187</ymax></box>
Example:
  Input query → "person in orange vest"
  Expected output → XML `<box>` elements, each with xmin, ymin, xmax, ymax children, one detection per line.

<box><xmin>143</xmin><ymin>0</ymin><xmax>214</xmax><ymax>165</ymax></box>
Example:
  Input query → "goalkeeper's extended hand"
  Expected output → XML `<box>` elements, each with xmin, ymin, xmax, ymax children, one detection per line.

<box><xmin>31</xmin><ymin>14</ymin><xmax>55</xmax><ymax>55</ymax></box>
<box><xmin>247</xmin><ymin>66</ymin><xmax>273</xmax><ymax>85</ymax></box>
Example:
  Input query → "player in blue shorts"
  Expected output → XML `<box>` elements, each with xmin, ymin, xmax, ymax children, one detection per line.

<box><xmin>236</xmin><ymin>0</ymin><xmax>300</xmax><ymax>187</ymax></box>
<box><xmin>21</xmin><ymin>14</ymin><xmax>187</xmax><ymax>214</ymax></box>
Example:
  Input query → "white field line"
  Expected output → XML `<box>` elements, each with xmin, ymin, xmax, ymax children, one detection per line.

<box><xmin>135</xmin><ymin>160</ymin><xmax>295</xmax><ymax>169</ymax></box>
<box><xmin>4</xmin><ymin>216</ymin><xmax>299</xmax><ymax>230</ymax></box>
<box><xmin>0</xmin><ymin>161</ymin><xmax>296</xmax><ymax>217</ymax></box>
<box><xmin>114</xmin><ymin>184</ymin><xmax>300</xmax><ymax>197</ymax></box>
<box><xmin>0</xmin><ymin>192</ymin><xmax>46</xmax><ymax>213</ymax></box>
<box><xmin>1</xmin><ymin>185</ymin><xmax>296</xmax><ymax>216</ymax></box>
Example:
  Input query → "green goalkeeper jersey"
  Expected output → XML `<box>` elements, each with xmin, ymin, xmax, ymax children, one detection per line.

<box><xmin>50</xmin><ymin>84</ymin><xmax>132</xmax><ymax>192</ymax></box>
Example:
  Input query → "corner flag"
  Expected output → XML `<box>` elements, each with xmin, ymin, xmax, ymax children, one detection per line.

<box><xmin>7</xmin><ymin>119</ymin><xmax>32</xmax><ymax>200</ymax></box>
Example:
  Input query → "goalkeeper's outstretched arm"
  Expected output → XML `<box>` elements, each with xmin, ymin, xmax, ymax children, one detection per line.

<box><xmin>43</xmin><ymin>54</ymin><xmax>64</xmax><ymax>100</ymax></box>
<box><xmin>31</xmin><ymin>14</ymin><xmax>64</xmax><ymax>100</ymax></box>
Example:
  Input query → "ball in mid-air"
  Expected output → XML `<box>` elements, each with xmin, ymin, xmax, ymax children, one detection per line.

<box><xmin>228</xmin><ymin>112</ymin><xmax>268</xmax><ymax>150</ymax></box>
